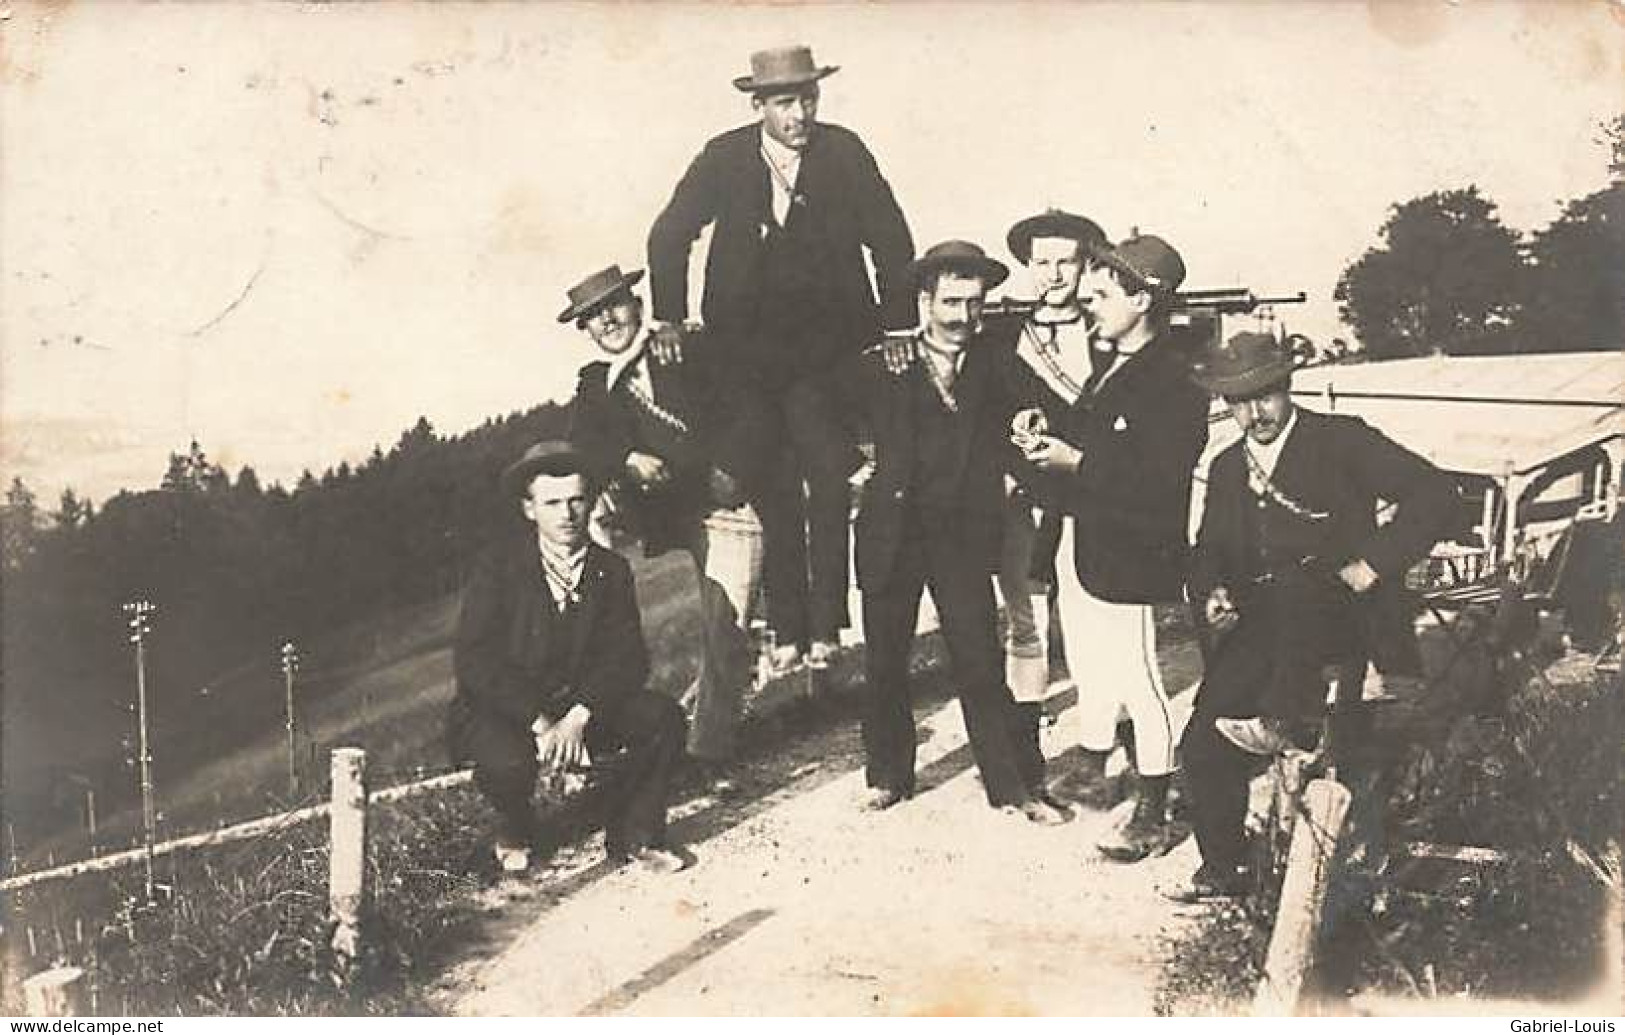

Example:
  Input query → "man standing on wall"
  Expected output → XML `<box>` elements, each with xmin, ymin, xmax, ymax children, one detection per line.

<box><xmin>648</xmin><ymin>45</ymin><xmax>915</xmax><ymax>674</ymax></box>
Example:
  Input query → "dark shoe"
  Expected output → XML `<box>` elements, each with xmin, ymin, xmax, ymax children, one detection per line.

<box><xmin>1048</xmin><ymin>749</ymin><xmax>1114</xmax><ymax>808</ymax></box>
<box><xmin>620</xmin><ymin>845</ymin><xmax>690</xmax><ymax>876</ymax></box>
<box><xmin>1160</xmin><ymin>864</ymin><xmax>1249</xmax><ymax>903</ymax></box>
<box><xmin>1005</xmin><ymin>798</ymin><xmax>1071</xmax><ymax>826</ymax></box>
<box><xmin>1030</xmin><ymin>786</ymin><xmax>1072</xmax><ymax>813</ymax></box>
<box><xmin>1097</xmin><ymin>805</ymin><xmax>1178</xmax><ymax>863</ymax></box>
<box><xmin>767</xmin><ymin>643</ymin><xmax>804</xmax><ymax>677</ymax></box>
<box><xmin>858</xmin><ymin>785</ymin><xmax>910</xmax><ymax>812</ymax></box>
<box><xmin>1215</xmin><ymin>716</ymin><xmax>1294</xmax><ymax>757</ymax></box>
<box><xmin>806</xmin><ymin>640</ymin><xmax>839</xmax><ymax>670</ymax></box>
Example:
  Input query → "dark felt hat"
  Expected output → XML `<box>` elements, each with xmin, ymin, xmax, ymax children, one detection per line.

<box><xmin>1191</xmin><ymin>330</ymin><xmax>1296</xmax><ymax>397</ymax></box>
<box><xmin>1092</xmin><ymin>233</ymin><xmax>1186</xmax><ymax>295</ymax></box>
<box><xmin>733</xmin><ymin>45</ymin><xmax>839</xmax><ymax>94</ymax></box>
<box><xmin>500</xmin><ymin>440</ymin><xmax>593</xmax><ymax>498</ymax></box>
<box><xmin>906</xmin><ymin>240</ymin><xmax>1010</xmax><ymax>292</ymax></box>
<box><xmin>556</xmin><ymin>265</ymin><xmax>644</xmax><ymax>324</ymax></box>
<box><xmin>1006</xmin><ymin>209</ymin><xmax>1107</xmax><ymax>265</ymax></box>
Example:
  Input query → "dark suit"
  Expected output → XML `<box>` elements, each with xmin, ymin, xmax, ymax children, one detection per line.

<box><xmin>648</xmin><ymin>122</ymin><xmax>915</xmax><ymax>648</ymax></box>
<box><xmin>845</xmin><ymin>339</ymin><xmax>1039</xmax><ymax>805</ymax></box>
<box><xmin>648</xmin><ymin>123</ymin><xmax>916</xmax><ymax>368</ymax></box>
<box><xmin>568</xmin><ymin>330</ymin><xmax>759</xmax><ymax>555</ymax></box>
<box><xmin>449</xmin><ymin>538</ymin><xmax>685</xmax><ymax>856</ymax></box>
<box><xmin>1182</xmin><ymin>407</ymin><xmax>1457</xmax><ymax>873</ymax></box>
<box><xmin>1048</xmin><ymin>330</ymin><xmax>1210</xmax><ymax>603</ymax></box>
<box><xmin>567</xmin><ymin>332</ymin><xmax>764</xmax><ymax>762</ymax></box>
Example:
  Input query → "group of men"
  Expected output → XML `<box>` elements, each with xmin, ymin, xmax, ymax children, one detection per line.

<box><xmin>448</xmin><ymin>45</ymin><xmax>1457</xmax><ymax>899</ymax></box>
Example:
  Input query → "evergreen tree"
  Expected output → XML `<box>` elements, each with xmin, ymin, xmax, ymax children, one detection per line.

<box><xmin>2</xmin><ymin>477</ymin><xmax>40</xmax><ymax>569</ymax></box>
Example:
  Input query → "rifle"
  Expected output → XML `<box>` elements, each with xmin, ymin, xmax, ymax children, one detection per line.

<box><xmin>982</xmin><ymin>287</ymin><xmax>1306</xmax><ymax>320</ymax></box>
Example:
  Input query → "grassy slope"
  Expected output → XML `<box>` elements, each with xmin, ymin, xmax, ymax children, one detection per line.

<box><xmin>25</xmin><ymin>550</ymin><xmax>703</xmax><ymax>865</ymax></box>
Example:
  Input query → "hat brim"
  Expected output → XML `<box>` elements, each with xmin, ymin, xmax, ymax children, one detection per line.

<box><xmin>1007</xmin><ymin>213</ymin><xmax>1105</xmax><ymax>264</ymax></box>
<box><xmin>908</xmin><ymin>255</ymin><xmax>1010</xmax><ymax>293</ymax></box>
<box><xmin>1190</xmin><ymin>358</ymin><xmax>1295</xmax><ymax>398</ymax></box>
<box><xmin>555</xmin><ymin>269</ymin><xmax>645</xmax><ymax>324</ymax></box>
<box><xmin>732</xmin><ymin>65</ymin><xmax>839</xmax><ymax>93</ymax></box>
<box><xmin>500</xmin><ymin>446</ymin><xmax>593</xmax><ymax>498</ymax></box>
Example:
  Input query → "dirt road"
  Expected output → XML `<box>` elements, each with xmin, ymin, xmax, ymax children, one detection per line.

<box><xmin>433</xmin><ymin>654</ymin><xmax>1209</xmax><ymax>1016</ymax></box>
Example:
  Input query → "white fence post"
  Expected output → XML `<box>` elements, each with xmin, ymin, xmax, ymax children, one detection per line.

<box><xmin>328</xmin><ymin>747</ymin><xmax>368</xmax><ymax>977</ymax></box>
<box><xmin>1254</xmin><ymin>777</ymin><xmax>1353</xmax><ymax>1016</ymax></box>
<box><xmin>23</xmin><ymin>967</ymin><xmax>85</xmax><ymax>1017</ymax></box>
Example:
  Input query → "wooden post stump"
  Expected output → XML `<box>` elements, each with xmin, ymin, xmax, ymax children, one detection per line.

<box><xmin>1254</xmin><ymin>776</ymin><xmax>1352</xmax><ymax>1017</ymax></box>
<box><xmin>23</xmin><ymin>967</ymin><xmax>85</xmax><ymax>1016</ymax></box>
<box><xmin>328</xmin><ymin>747</ymin><xmax>367</xmax><ymax>979</ymax></box>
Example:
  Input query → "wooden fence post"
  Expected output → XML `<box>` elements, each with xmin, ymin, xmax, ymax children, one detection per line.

<box><xmin>23</xmin><ymin>967</ymin><xmax>85</xmax><ymax>1016</ymax></box>
<box><xmin>328</xmin><ymin>747</ymin><xmax>367</xmax><ymax>978</ymax></box>
<box><xmin>1254</xmin><ymin>776</ymin><xmax>1352</xmax><ymax>1017</ymax></box>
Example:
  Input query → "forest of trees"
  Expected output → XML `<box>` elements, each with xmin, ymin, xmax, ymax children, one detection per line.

<box><xmin>1</xmin><ymin>402</ymin><xmax>569</xmax><ymax>846</ymax></box>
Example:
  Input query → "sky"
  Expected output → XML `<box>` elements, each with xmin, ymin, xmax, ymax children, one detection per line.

<box><xmin>2</xmin><ymin>1</ymin><xmax>1621</xmax><ymax>505</ymax></box>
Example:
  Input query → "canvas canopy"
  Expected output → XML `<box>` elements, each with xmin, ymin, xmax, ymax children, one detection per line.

<box><xmin>1287</xmin><ymin>351</ymin><xmax>1624</xmax><ymax>478</ymax></box>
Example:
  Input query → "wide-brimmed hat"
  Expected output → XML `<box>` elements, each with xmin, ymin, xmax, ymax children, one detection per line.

<box><xmin>501</xmin><ymin>440</ymin><xmax>593</xmax><ymax>498</ymax></box>
<box><xmin>1006</xmin><ymin>209</ymin><xmax>1107</xmax><ymax>265</ymax></box>
<box><xmin>1092</xmin><ymin>233</ymin><xmax>1186</xmax><ymax>295</ymax></box>
<box><xmin>906</xmin><ymin>240</ymin><xmax>1010</xmax><ymax>292</ymax></box>
<box><xmin>733</xmin><ymin>45</ymin><xmax>839</xmax><ymax>94</ymax></box>
<box><xmin>556</xmin><ymin>265</ymin><xmax>644</xmax><ymax>324</ymax></box>
<box><xmin>1191</xmin><ymin>331</ymin><xmax>1296</xmax><ymax>398</ymax></box>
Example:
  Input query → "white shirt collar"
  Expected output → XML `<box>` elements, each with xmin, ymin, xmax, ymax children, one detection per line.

<box><xmin>1244</xmin><ymin>406</ymin><xmax>1300</xmax><ymax>481</ymax></box>
<box><xmin>759</xmin><ymin>128</ymin><xmax>802</xmax><ymax>174</ymax></box>
<box><xmin>605</xmin><ymin>341</ymin><xmax>649</xmax><ymax>394</ymax></box>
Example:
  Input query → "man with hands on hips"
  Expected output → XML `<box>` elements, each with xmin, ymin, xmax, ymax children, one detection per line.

<box><xmin>1169</xmin><ymin>330</ymin><xmax>1455</xmax><ymax>901</ymax></box>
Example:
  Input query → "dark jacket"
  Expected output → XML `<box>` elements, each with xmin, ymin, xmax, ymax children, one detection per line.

<box><xmin>451</xmin><ymin>539</ymin><xmax>649</xmax><ymax>730</ymax></box>
<box><xmin>999</xmin><ymin>324</ymin><xmax>1210</xmax><ymax>605</ymax></box>
<box><xmin>568</xmin><ymin>329</ymin><xmax>762</xmax><ymax>552</ymax></box>
<box><xmin>647</xmin><ymin>122</ymin><xmax>915</xmax><ymax>369</ymax></box>
<box><xmin>1189</xmin><ymin>407</ymin><xmax>1459</xmax><ymax>610</ymax></box>
<box><xmin>842</xmin><ymin>337</ymin><xmax>1021</xmax><ymax>593</ymax></box>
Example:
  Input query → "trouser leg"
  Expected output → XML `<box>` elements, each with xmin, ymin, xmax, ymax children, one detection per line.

<box><xmin>1181</xmin><ymin>617</ymin><xmax>1272</xmax><ymax>872</ymax></box>
<box><xmin>1055</xmin><ymin>521</ymin><xmax>1124</xmax><ymax>754</ymax></box>
<box><xmin>754</xmin><ymin>428</ymin><xmax>811</xmax><ymax>649</ymax></box>
<box><xmin>1181</xmin><ymin>710</ymin><xmax>1264</xmax><ymax>873</ymax></box>
<box><xmin>1258</xmin><ymin>576</ymin><xmax>1361</xmax><ymax>720</ymax></box>
<box><xmin>589</xmin><ymin>692</ymin><xmax>687</xmax><ymax>857</ymax></box>
<box><xmin>998</xmin><ymin>499</ymin><xmax>1053</xmax><ymax>703</ymax></box>
<box><xmin>860</xmin><ymin>539</ymin><xmax>927</xmax><ymax>794</ymax></box>
<box><xmin>455</xmin><ymin>706</ymin><xmax>540</xmax><ymax>846</ymax></box>
<box><xmin>684</xmin><ymin>507</ymin><xmax>760</xmax><ymax>761</ymax></box>
<box><xmin>925</xmin><ymin>526</ymin><xmax>1031</xmax><ymax>807</ymax></box>
<box><xmin>784</xmin><ymin>373</ymin><xmax>859</xmax><ymax>643</ymax></box>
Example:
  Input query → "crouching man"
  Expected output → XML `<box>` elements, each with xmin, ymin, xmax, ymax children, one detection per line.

<box><xmin>449</xmin><ymin>440</ymin><xmax>688</xmax><ymax>876</ymax></box>
<box><xmin>1170</xmin><ymin>332</ymin><xmax>1455</xmax><ymax>901</ymax></box>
